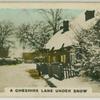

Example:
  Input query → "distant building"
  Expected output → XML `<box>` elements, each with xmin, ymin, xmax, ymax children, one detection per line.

<box><xmin>22</xmin><ymin>48</ymin><xmax>34</xmax><ymax>63</ymax></box>
<box><xmin>23</xmin><ymin>52</ymin><xmax>34</xmax><ymax>63</ymax></box>
<box><xmin>0</xmin><ymin>47</ymin><xmax>9</xmax><ymax>58</ymax></box>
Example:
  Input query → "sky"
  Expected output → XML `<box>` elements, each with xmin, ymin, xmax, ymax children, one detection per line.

<box><xmin>0</xmin><ymin>8</ymin><xmax>84</xmax><ymax>57</ymax></box>
<box><xmin>0</xmin><ymin>9</ymin><xmax>83</xmax><ymax>25</ymax></box>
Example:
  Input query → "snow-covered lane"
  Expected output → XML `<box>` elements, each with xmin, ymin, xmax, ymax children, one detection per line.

<box><xmin>0</xmin><ymin>63</ymin><xmax>49</xmax><ymax>92</ymax></box>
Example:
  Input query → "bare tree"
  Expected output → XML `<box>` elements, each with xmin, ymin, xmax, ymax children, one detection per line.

<box><xmin>16</xmin><ymin>24</ymin><xmax>31</xmax><ymax>49</ymax></box>
<box><xmin>40</xmin><ymin>9</ymin><xmax>63</xmax><ymax>35</ymax></box>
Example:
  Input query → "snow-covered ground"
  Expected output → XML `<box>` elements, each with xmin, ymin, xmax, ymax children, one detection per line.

<box><xmin>0</xmin><ymin>63</ymin><xmax>100</xmax><ymax>93</ymax></box>
<box><xmin>46</xmin><ymin>76</ymin><xmax>100</xmax><ymax>92</ymax></box>
<box><xmin>0</xmin><ymin>63</ymin><xmax>49</xmax><ymax>92</ymax></box>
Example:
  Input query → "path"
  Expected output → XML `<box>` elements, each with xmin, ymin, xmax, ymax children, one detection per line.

<box><xmin>0</xmin><ymin>63</ymin><xmax>100</xmax><ymax>93</ymax></box>
<box><xmin>0</xmin><ymin>63</ymin><xmax>49</xmax><ymax>92</ymax></box>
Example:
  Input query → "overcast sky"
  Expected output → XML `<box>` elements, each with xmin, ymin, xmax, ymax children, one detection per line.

<box><xmin>0</xmin><ymin>9</ymin><xmax>83</xmax><ymax>25</ymax></box>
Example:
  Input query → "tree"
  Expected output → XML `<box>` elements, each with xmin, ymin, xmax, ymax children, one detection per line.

<box><xmin>29</xmin><ymin>22</ymin><xmax>51</xmax><ymax>50</ymax></box>
<box><xmin>16</xmin><ymin>22</ymin><xmax>51</xmax><ymax>50</ymax></box>
<box><xmin>75</xmin><ymin>19</ymin><xmax>100</xmax><ymax>79</ymax></box>
<box><xmin>16</xmin><ymin>24</ymin><xmax>31</xmax><ymax>49</ymax></box>
<box><xmin>0</xmin><ymin>21</ymin><xmax>14</xmax><ymax>49</ymax></box>
<box><xmin>17</xmin><ymin>9</ymin><xmax>63</xmax><ymax>50</ymax></box>
<box><xmin>40</xmin><ymin>9</ymin><xmax>63</xmax><ymax>35</ymax></box>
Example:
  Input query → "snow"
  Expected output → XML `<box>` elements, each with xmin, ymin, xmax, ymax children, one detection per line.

<box><xmin>0</xmin><ymin>63</ymin><xmax>49</xmax><ymax>92</ymax></box>
<box><xmin>70</xmin><ymin>12</ymin><xmax>98</xmax><ymax>32</ymax></box>
<box><xmin>45</xmin><ymin>10</ymin><xmax>100</xmax><ymax>50</ymax></box>
<box><xmin>45</xmin><ymin>29</ymin><xmax>78</xmax><ymax>50</ymax></box>
<box><xmin>23</xmin><ymin>48</ymin><xmax>35</xmax><ymax>53</ymax></box>
<box><xmin>46</xmin><ymin>77</ymin><xmax>100</xmax><ymax>92</ymax></box>
<box><xmin>9</xmin><ymin>46</ymin><xmax>35</xmax><ymax>58</ymax></box>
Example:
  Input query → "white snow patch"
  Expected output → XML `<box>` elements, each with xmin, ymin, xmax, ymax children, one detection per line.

<box><xmin>45</xmin><ymin>29</ymin><xmax>78</xmax><ymax>50</ymax></box>
<box><xmin>43</xmin><ymin>75</ymin><xmax>49</xmax><ymax>79</ymax></box>
<box><xmin>20</xmin><ymin>63</ymin><xmax>37</xmax><ymax>68</ymax></box>
<box><xmin>70</xmin><ymin>10</ymin><xmax>100</xmax><ymax>32</ymax></box>
<box><xmin>0</xmin><ymin>63</ymin><xmax>48</xmax><ymax>91</ymax></box>
<box><xmin>48</xmin><ymin>77</ymin><xmax>100</xmax><ymax>92</ymax></box>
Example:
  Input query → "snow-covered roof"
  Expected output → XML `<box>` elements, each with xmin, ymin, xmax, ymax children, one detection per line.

<box><xmin>45</xmin><ymin>10</ymin><xmax>100</xmax><ymax>50</ymax></box>
<box><xmin>70</xmin><ymin>11</ymin><xmax>99</xmax><ymax>32</ymax></box>
<box><xmin>45</xmin><ymin>29</ymin><xmax>78</xmax><ymax>50</ymax></box>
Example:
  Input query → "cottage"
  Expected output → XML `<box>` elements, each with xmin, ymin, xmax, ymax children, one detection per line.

<box><xmin>45</xmin><ymin>10</ymin><xmax>99</xmax><ymax>65</ymax></box>
<box><xmin>45</xmin><ymin>17</ymin><xmax>78</xmax><ymax>65</ymax></box>
<box><xmin>70</xmin><ymin>10</ymin><xmax>98</xmax><ymax>32</ymax></box>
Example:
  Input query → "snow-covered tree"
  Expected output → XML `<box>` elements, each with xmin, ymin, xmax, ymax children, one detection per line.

<box><xmin>0</xmin><ymin>21</ymin><xmax>14</xmax><ymax>49</ymax></box>
<box><xmin>16</xmin><ymin>22</ymin><xmax>51</xmax><ymax>50</ymax></box>
<box><xmin>75</xmin><ymin>19</ymin><xmax>100</xmax><ymax>79</ymax></box>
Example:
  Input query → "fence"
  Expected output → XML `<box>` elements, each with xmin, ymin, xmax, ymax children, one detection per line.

<box><xmin>63</xmin><ymin>68</ymin><xmax>79</xmax><ymax>79</ymax></box>
<box><xmin>36</xmin><ymin>62</ymin><xmax>80</xmax><ymax>80</ymax></box>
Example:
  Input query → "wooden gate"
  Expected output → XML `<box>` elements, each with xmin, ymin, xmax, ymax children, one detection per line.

<box><xmin>47</xmin><ymin>63</ymin><xmax>80</xmax><ymax>80</ymax></box>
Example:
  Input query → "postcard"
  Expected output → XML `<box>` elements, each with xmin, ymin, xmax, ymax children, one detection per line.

<box><xmin>0</xmin><ymin>2</ymin><xmax>100</xmax><ymax>97</ymax></box>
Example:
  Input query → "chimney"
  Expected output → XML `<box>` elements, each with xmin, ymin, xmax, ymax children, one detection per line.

<box><xmin>63</xmin><ymin>20</ymin><xmax>69</xmax><ymax>33</ymax></box>
<box><xmin>85</xmin><ymin>10</ymin><xmax>95</xmax><ymax>21</ymax></box>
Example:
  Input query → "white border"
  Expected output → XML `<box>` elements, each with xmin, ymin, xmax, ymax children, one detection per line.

<box><xmin>0</xmin><ymin>0</ymin><xmax>99</xmax><ymax>3</ymax></box>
